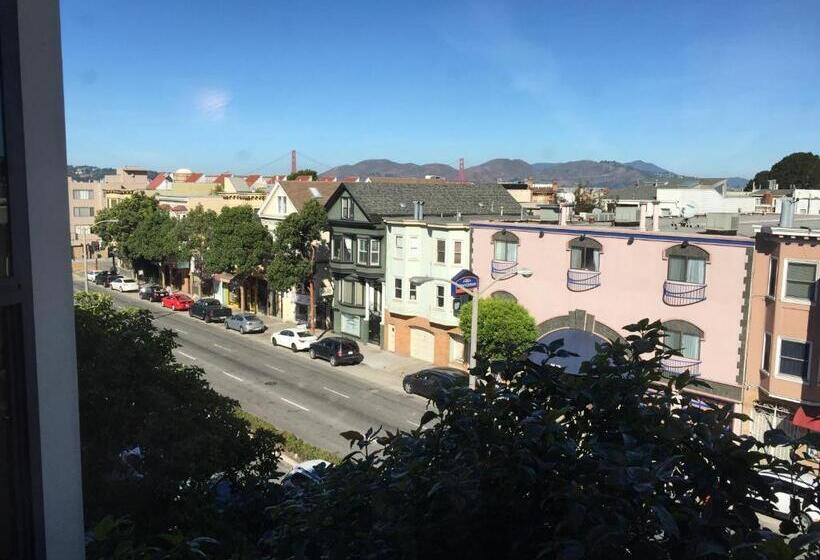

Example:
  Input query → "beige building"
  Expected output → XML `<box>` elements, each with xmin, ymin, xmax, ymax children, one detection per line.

<box><xmin>67</xmin><ymin>178</ymin><xmax>105</xmax><ymax>258</ymax></box>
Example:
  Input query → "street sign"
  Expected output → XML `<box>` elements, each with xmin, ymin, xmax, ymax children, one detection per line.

<box><xmin>451</xmin><ymin>269</ymin><xmax>479</xmax><ymax>297</ymax></box>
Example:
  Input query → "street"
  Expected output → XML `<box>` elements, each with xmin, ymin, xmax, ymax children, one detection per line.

<box><xmin>73</xmin><ymin>279</ymin><xmax>430</xmax><ymax>456</ymax></box>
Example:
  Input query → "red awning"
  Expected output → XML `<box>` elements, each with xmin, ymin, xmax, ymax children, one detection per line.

<box><xmin>792</xmin><ymin>406</ymin><xmax>820</xmax><ymax>432</ymax></box>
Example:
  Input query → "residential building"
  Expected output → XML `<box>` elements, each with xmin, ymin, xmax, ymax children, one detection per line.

<box><xmin>66</xmin><ymin>177</ymin><xmax>105</xmax><ymax>258</ymax></box>
<box><xmin>103</xmin><ymin>166</ymin><xmax>150</xmax><ymax>190</ymax></box>
<box><xmin>470</xmin><ymin>219</ymin><xmax>755</xmax><ymax>415</ymax></box>
<box><xmin>325</xmin><ymin>182</ymin><xmax>520</xmax><ymax>345</ymax></box>
<box><xmin>257</xmin><ymin>180</ymin><xmax>340</xmax><ymax>322</ymax></box>
<box><xmin>383</xmin><ymin>214</ymin><xmax>471</xmax><ymax>366</ymax></box>
<box><xmin>743</xmin><ymin>221</ymin><xmax>819</xmax><ymax>461</ymax></box>
<box><xmin>1</xmin><ymin>0</ymin><xmax>85</xmax><ymax>556</ymax></box>
<box><xmin>609</xmin><ymin>179</ymin><xmax>759</xmax><ymax>216</ymax></box>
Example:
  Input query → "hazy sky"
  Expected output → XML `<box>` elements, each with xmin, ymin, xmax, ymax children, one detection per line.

<box><xmin>60</xmin><ymin>0</ymin><xmax>820</xmax><ymax>177</ymax></box>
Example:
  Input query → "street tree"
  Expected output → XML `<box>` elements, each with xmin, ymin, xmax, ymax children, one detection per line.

<box><xmin>176</xmin><ymin>204</ymin><xmax>217</xmax><ymax>284</ymax></box>
<box><xmin>574</xmin><ymin>185</ymin><xmax>597</xmax><ymax>213</ymax></box>
<box><xmin>265</xmin><ymin>320</ymin><xmax>820</xmax><ymax>559</ymax></box>
<box><xmin>286</xmin><ymin>168</ymin><xmax>318</xmax><ymax>180</ymax></box>
<box><xmin>746</xmin><ymin>152</ymin><xmax>820</xmax><ymax>191</ymax></box>
<box><xmin>203</xmin><ymin>205</ymin><xmax>272</xmax><ymax>309</ymax></box>
<box><xmin>459</xmin><ymin>297</ymin><xmax>539</xmax><ymax>361</ymax></box>
<box><xmin>266</xmin><ymin>199</ymin><xmax>328</xmax><ymax>328</ymax></box>
<box><xmin>75</xmin><ymin>293</ymin><xmax>283</xmax><ymax>557</ymax></box>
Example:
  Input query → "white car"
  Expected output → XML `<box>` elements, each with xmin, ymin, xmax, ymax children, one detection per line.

<box><xmin>753</xmin><ymin>470</ymin><xmax>819</xmax><ymax>530</ymax></box>
<box><xmin>86</xmin><ymin>270</ymin><xmax>103</xmax><ymax>282</ymax></box>
<box><xmin>110</xmin><ymin>277</ymin><xmax>139</xmax><ymax>292</ymax></box>
<box><xmin>271</xmin><ymin>328</ymin><xmax>317</xmax><ymax>352</ymax></box>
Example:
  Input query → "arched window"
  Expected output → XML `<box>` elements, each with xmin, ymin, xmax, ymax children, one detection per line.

<box><xmin>530</xmin><ymin>328</ymin><xmax>608</xmax><ymax>374</ymax></box>
<box><xmin>490</xmin><ymin>290</ymin><xmax>517</xmax><ymax>302</ymax></box>
<box><xmin>492</xmin><ymin>230</ymin><xmax>518</xmax><ymax>263</ymax></box>
<box><xmin>568</xmin><ymin>236</ymin><xmax>602</xmax><ymax>272</ymax></box>
<box><xmin>665</xmin><ymin>243</ymin><xmax>708</xmax><ymax>284</ymax></box>
<box><xmin>662</xmin><ymin>320</ymin><xmax>703</xmax><ymax>360</ymax></box>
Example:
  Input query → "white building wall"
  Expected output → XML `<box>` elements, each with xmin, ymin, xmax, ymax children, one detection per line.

<box><xmin>656</xmin><ymin>188</ymin><xmax>757</xmax><ymax>216</ymax></box>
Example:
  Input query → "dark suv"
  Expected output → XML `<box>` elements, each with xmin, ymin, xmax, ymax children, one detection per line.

<box><xmin>308</xmin><ymin>337</ymin><xmax>363</xmax><ymax>367</ymax></box>
<box><xmin>94</xmin><ymin>271</ymin><xmax>121</xmax><ymax>287</ymax></box>
<box><xmin>402</xmin><ymin>368</ymin><xmax>468</xmax><ymax>399</ymax></box>
<box><xmin>189</xmin><ymin>298</ymin><xmax>232</xmax><ymax>322</ymax></box>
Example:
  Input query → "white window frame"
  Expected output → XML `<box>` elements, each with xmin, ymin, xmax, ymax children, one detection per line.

<box><xmin>408</xmin><ymin>236</ymin><xmax>420</xmax><ymax>260</ymax></box>
<box><xmin>766</xmin><ymin>257</ymin><xmax>778</xmax><ymax>299</ymax></box>
<box><xmin>341</xmin><ymin>197</ymin><xmax>354</xmax><ymax>220</ymax></box>
<box><xmin>394</xmin><ymin>235</ymin><xmax>404</xmax><ymax>259</ymax></box>
<box><xmin>72</xmin><ymin>189</ymin><xmax>93</xmax><ymax>200</ymax></box>
<box><xmin>357</xmin><ymin>238</ymin><xmax>369</xmax><ymax>265</ymax></box>
<box><xmin>780</xmin><ymin>258</ymin><xmax>818</xmax><ymax>306</ymax></box>
<box><xmin>453</xmin><ymin>240</ymin><xmax>463</xmax><ymax>265</ymax></box>
<box><xmin>774</xmin><ymin>335</ymin><xmax>812</xmax><ymax>385</ymax></box>
<box><xmin>435</xmin><ymin>239</ymin><xmax>446</xmax><ymax>264</ymax></box>
<box><xmin>369</xmin><ymin>239</ymin><xmax>380</xmax><ymax>266</ymax></box>
<box><xmin>394</xmin><ymin>278</ymin><xmax>403</xmax><ymax>300</ymax></box>
<box><xmin>760</xmin><ymin>331</ymin><xmax>772</xmax><ymax>376</ymax></box>
<box><xmin>277</xmin><ymin>195</ymin><xmax>287</xmax><ymax>214</ymax></box>
<box><xmin>73</xmin><ymin>206</ymin><xmax>95</xmax><ymax>217</ymax></box>
<box><xmin>409</xmin><ymin>281</ymin><xmax>417</xmax><ymax>301</ymax></box>
<box><xmin>436</xmin><ymin>285</ymin><xmax>445</xmax><ymax>308</ymax></box>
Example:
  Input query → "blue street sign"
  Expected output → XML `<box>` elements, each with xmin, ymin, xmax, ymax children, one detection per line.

<box><xmin>451</xmin><ymin>269</ymin><xmax>479</xmax><ymax>297</ymax></box>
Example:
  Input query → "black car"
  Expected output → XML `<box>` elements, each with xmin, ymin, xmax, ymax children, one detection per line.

<box><xmin>308</xmin><ymin>337</ymin><xmax>363</xmax><ymax>367</ymax></box>
<box><xmin>402</xmin><ymin>367</ymin><xmax>468</xmax><ymax>399</ymax></box>
<box><xmin>139</xmin><ymin>284</ymin><xmax>168</xmax><ymax>302</ymax></box>
<box><xmin>189</xmin><ymin>298</ymin><xmax>232</xmax><ymax>322</ymax></box>
<box><xmin>93</xmin><ymin>270</ymin><xmax>118</xmax><ymax>286</ymax></box>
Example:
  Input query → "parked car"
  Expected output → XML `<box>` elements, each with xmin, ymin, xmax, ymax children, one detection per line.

<box><xmin>103</xmin><ymin>274</ymin><xmax>122</xmax><ymax>288</ymax></box>
<box><xmin>402</xmin><ymin>367</ymin><xmax>468</xmax><ymax>399</ymax></box>
<box><xmin>110</xmin><ymin>277</ymin><xmax>139</xmax><ymax>292</ymax></box>
<box><xmin>93</xmin><ymin>271</ymin><xmax>116</xmax><ymax>286</ymax></box>
<box><xmin>308</xmin><ymin>337</ymin><xmax>363</xmax><ymax>366</ymax></box>
<box><xmin>224</xmin><ymin>313</ymin><xmax>266</xmax><ymax>334</ymax></box>
<box><xmin>86</xmin><ymin>270</ymin><xmax>103</xmax><ymax>282</ymax></box>
<box><xmin>272</xmin><ymin>328</ymin><xmax>317</xmax><ymax>352</ymax></box>
<box><xmin>749</xmin><ymin>470</ymin><xmax>819</xmax><ymax>530</ymax></box>
<box><xmin>189</xmin><ymin>298</ymin><xmax>232</xmax><ymax>323</ymax></box>
<box><xmin>161</xmin><ymin>293</ymin><xmax>194</xmax><ymax>311</ymax></box>
<box><xmin>282</xmin><ymin>460</ymin><xmax>331</xmax><ymax>496</ymax></box>
<box><xmin>138</xmin><ymin>284</ymin><xmax>168</xmax><ymax>302</ymax></box>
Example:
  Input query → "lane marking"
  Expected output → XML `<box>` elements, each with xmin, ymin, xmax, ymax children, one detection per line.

<box><xmin>175</xmin><ymin>329</ymin><xmax>188</xmax><ymax>335</ymax></box>
<box><xmin>177</xmin><ymin>351</ymin><xmax>197</xmax><ymax>361</ymax></box>
<box><xmin>280</xmin><ymin>397</ymin><xmax>310</xmax><ymax>412</ymax></box>
<box><xmin>266</xmin><ymin>364</ymin><xmax>284</xmax><ymax>372</ymax></box>
<box><xmin>222</xmin><ymin>371</ymin><xmax>244</xmax><ymax>382</ymax></box>
<box><xmin>406</xmin><ymin>420</ymin><xmax>418</xmax><ymax>427</ymax></box>
<box><xmin>214</xmin><ymin>343</ymin><xmax>233</xmax><ymax>353</ymax></box>
<box><xmin>323</xmin><ymin>387</ymin><xmax>350</xmax><ymax>399</ymax></box>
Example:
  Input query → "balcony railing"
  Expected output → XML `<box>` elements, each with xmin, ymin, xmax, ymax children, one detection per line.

<box><xmin>661</xmin><ymin>356</ymin><xmax>701</xmax><ymax>377</ymax></box>
<box><xmin>663</xmin><ymin>280</ymin><xmax>706</xmax><ymax>306</ymax></box>
<box><xmin>491</xmin><ymin>259</ymin><xmax>518</xmax><ymax>280</ymax></box>
<box><xmin>567</xmin><ymin>269</ymin><xmax>601</xmax><ymax>291</ymax></box>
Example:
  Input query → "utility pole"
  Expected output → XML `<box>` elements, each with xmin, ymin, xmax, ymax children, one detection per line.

<box><xmin>308</xmin><ymin>241</ymin><xmax>317</xmax><ymax>333</ymax></box>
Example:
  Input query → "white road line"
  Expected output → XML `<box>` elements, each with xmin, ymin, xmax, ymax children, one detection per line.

<box><xmin>323</xmin><ymin>386</ymin><xmax>350</xmax><ymax>399</ymax></box>
<box><xmin>177</xmin><ymin>351</ymin><xmax>197</xmax><ymax>361</ymax></box>
<box><xmin>406</xmin><ymin>419</ymin><xmax>418</xmax><ymax>427</ymax></box>
<box><xmin>175</xmin><ymin>329</ymin><xmax>188</xmax><ymax>335</ymax></box>
<box><xmin>280</xmin><ymin>397</ymin><xmax>310</xmax><ymax>412</ymax></box>
<box><xmin>213</xmin><ymin>343</ymin><xmax>233</xmax><ymax>353</ymax></box>
<box><xmin>266</xmin><ymin>364</ymin><xmax>284</xmax><ymax>372</ymax></box>
<box><xmin>222</xmin><ymin>370</ymin><xmax>244</xmax><ymax>382</ymax></box>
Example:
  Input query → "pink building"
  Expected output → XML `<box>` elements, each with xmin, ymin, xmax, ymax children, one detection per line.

<box><xmin>470</xmin><ymin>220</ymin><xmax>755</xmax><ymax>408</ymax></box>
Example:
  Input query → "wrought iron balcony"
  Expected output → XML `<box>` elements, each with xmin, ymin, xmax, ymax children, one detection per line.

<box><xmin>491</xmin><ymin>259</ymin><xmax>518</xmax><ymax>280</ymax></box>
<box><xmin>567</xmin><ymin>269</ymin><xmax>601</xmax><ymax>291</ymax></box>
<box><xmin>661</xmin><ymin>356</ymin><xmax>701</xmax><ymax>377</ymax></box>
<box><xmin>663</xmin><ymin>280</ymin><xmax>706</xmax><ymax>306</ymax></box>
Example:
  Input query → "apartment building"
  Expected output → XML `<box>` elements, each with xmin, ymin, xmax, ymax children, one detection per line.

<box><xmin>383</xmin><ymin>211</ymin><xmax>471</xmax><ymax>367</ymax></box>
<box><xmin>744</xmin><ymin>221</ymin><xmax>819</xmax><ymax>460</ymax></box>
<box><xmin>470</xmin><ymin>219</ymin><xmax>755</xmax><ymax>413</ymax></box>
<box><xmin>67</xmin><ymin>178</ymin><xmax>105</xmax><ymax>258</ymax></box>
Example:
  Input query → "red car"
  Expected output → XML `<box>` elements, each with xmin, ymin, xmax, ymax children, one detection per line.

<box><xmin>161</xmin><ymin>293</ymin><xmax>194</xmax><ymax>311</ymax></box>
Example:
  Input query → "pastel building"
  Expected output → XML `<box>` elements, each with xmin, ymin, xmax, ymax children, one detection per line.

<box><xmin>743</xmin><ymin>224</ymin><xmax>819</xmax><ymax>459</ymax></box>
<box><xmin>470</xmin><ymin>220</ymin><xmax>755</xmax><ymax>409</ymax></box>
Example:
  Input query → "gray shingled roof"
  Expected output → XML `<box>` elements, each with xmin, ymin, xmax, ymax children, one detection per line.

<box><xmin>609</xmin><ymin>185</ymin><xmax>657</xmax><ymax>200</ymax></box>
<box><xmin>341</xmin><ymin>182</ymin><xmax>522</xmax><ymax>221</ymax></box>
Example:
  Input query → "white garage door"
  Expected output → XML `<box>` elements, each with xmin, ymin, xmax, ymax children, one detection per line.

<box><xmin>409</xmin><ymin>328</ymin><xmax>435</xmax><ymax>363</ymax></box>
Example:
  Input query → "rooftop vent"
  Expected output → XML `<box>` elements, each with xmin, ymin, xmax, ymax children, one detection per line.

<box><xmin>309</xmin><ymin>187</ymin><xmax>321</xmax><ymax>198</ymax></box>
<box><xmin>705</xmin><ymin>212</ymin><xmax>739</xmax><ymax>235</ymax></box>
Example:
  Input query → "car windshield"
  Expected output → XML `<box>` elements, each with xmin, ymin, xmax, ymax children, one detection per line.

<box><xmin>296</xmin><ymin>332</ymin><xmax>313</xmax><ymax>338</ymax></box>
<box><xmin>178</xmin><ymin>295</ymin><xmax>192</xmax><ymax>301</ymax></box>
<box><xmin>244</xmin><ymin>315</ymin><xmax>258</xmax><ymax>320</ymax></box>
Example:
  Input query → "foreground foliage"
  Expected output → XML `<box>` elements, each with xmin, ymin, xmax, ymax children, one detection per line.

<box><xmin>266</xmin><ymin>320</ymin><xmax>819</xmax><ymax>559</ymax></box>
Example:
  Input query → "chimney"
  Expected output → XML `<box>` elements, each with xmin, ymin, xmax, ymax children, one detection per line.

<box><xmin>558</xmin><ymin>205</ymin><xmax>568</xmax><ymax>226</ymax></box>
<box><xmin>416</xmin><ymin>200</ymin><xmax>425</xmax><ymax>220</ymax></box>
<box><xmin>779</xmin><ymin>198</ymin><xmax>795</xmax><ymax>228</ymax></box>
<box><xmin>638</xmin><ymin>203</ymin><xmax>647</xmax><ymax>231</ymax></box>
<box><xmin>652</xmin><ymin>202</ymin><xmax>660</xmax><ymax>231</ymax></box>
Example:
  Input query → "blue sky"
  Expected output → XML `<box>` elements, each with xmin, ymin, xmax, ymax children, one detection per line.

<box><xmin>61</xmin><ymin>0</ymin><xmax>820</xmax><ymax>178</ymax></box>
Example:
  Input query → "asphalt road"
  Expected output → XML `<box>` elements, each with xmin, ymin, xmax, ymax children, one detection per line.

<box><xmin>73</xmin><ymin>279</ymin><xmax>430</xmax><ymax>456</ymax></box>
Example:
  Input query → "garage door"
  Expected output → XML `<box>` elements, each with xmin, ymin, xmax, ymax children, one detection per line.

<box><xmin>409</xmin><ymin>328</ymin><xmax>435</xmax><ymax>363</ymax></box>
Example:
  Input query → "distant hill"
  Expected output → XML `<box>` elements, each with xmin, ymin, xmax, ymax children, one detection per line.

<box><xmin>322</xmin><ymin>158</ymin><xmax>728</xmax><ymax>189</ymax></box>
<box><xmin>68</xmin><ymin>164</ymin><xmax>158</xmax><ymax>182</ymax></box>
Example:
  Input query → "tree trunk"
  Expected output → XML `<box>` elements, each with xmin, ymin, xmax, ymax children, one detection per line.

<box><xmin>239</xmin><ymin>284</ymin><xmax>246</xmax><ymax>311</ymax></box>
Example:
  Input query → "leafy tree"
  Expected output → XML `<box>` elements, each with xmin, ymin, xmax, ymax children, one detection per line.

<box><xmin>176</xmin><ymin>204</ymin><xmax>217</xmax><ymax>281</ymax></box>
<box><xmin>459</xmin><ymin>297</ymin><xmax>539</xmax><ymax>361</ymax></box>
<box><xmin>574</xmin><ymin>185</ymin><xmax>597</xmax><ymax>213</ymax></box>
<box><xmin>266</xmin><ymin>200</ymin><xmax>328</xmax><ymax>323</ymax></box>
<box><xmin>203</xmin><ymin>205</ymin><xmax>272</xmax><ymax>277</ymax></box>
<box><xmin>75</xmin><ymin>293</ymin><xmax>283</xmax><ymax>556</ymax></box>
<box><xmin>265</xmin><ymin>320</ymin><xmax>819</xmax><ymax>559</ymax></box>
<box><xmin>746</xmin><ymin>170</ymin><xmax>771</xmax><ymax>191</ymax></box>
<box><xmin>746</xmin><ymin>152</ymin><xmax>820</xmax><ymax>191</ymax></box>
<box><xmin>287</xmin><ymin>168</ymin><xmax>318</xmax><ymax>180</ymax></box>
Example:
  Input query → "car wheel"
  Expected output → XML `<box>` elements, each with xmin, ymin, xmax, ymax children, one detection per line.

<box><xmin>330</xmin><ymin>356</ymin><xmax>338</xmax><ymax>367</ymax></box>
<box><xmin>309</xmin><ymin>349</ymin><xmax>316</xmax><ymax>359</ymax></box>
<box><xmin>240</xmin><ymin>326</ymin><xmax>245</xmax><ymax>334</ymax></box>
<box><xmin>404</xmin><ymin>382</ymin><xmax>413</xmax><ymax>394</ymax></box>
<box><xmin>225</xmin><ymin>321</ymin><xmax>230</xmax><ymax>329</ymax></box>
<box><xmin>205</xmin><ymin>315</ymin><xmax>211</xmax><ymax>323</ymax></box>
<box><xmin>291</xmin><ymin>343</ymin><xmax>297</xmax><ymax>352</ymax></box>
<box><xmin>188</xmin><ymin>309</ymin><xmax>193</xmax><ymax>316</ymax></box>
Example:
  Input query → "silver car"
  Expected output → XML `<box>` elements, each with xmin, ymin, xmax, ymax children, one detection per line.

<box><xmin>224</xmin><ymin>313</ymin><xmax>266</xmax><ymax>334</ymax></box>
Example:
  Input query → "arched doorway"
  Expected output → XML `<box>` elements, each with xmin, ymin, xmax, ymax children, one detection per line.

<box><xmin>530</xmin><ymin>328</ymin><xmax>608</xmax><ymax>374</ymax></box>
